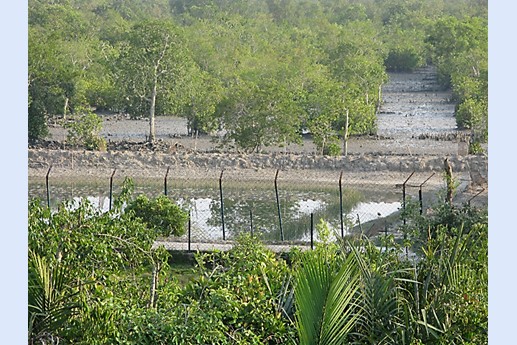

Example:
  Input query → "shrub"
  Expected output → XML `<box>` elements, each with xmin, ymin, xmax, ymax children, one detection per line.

<box><xmin>65</xmin><ymin>107</ymin><xmax>106</xmax><ymax>150</ymax></box>
<box><xmin>179</xmin><ymin>234</ymin><xmax>296</xmax><ymax>343</ymax></box>
<box><xmin>125</xmin><ymin>195</ymin><xmax>188</xmax><ymax>237</ymax></box>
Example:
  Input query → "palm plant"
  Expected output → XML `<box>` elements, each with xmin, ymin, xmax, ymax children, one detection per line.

<box><xmin>294</xmin><ymin>229</ymin><xmax>430</xmax><ymax>345</ymax></box>
<box><xmin>28</xmin><ymin>250</ymin><xmax>80</xmax><ymax>344</ymax></box>
<box><xmin>414</xmin><ymin>224</ymin><xmax>488</xmax><ymax>343</ymax></box>
<box><xmin>353</xmin><ymin>253</ymin><xmax>401</xmax><ymax>343</ymax></box>
<box><xmin>294</xmin><ymin>248</ymin><xmax>361</xmax><ymax>345</ymax></box>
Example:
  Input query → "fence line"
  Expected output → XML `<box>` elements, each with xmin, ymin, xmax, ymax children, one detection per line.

<box><xmin>31</xmin><ymin>166</ymin><xmax>487</xmax><ymax>246</ymax></box>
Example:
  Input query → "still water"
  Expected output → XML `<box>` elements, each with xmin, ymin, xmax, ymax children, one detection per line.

<box><xmin>28</xmin><ymin>178</ymin><xmax>402</xmax><ymax>243</ymax></box>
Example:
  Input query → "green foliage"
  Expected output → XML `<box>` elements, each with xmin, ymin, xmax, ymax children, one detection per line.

<box><xmin>180</xmin><ymin>234</ymin><xmax>296</xmax><ymax>343</ymax></box>
<box><xmin>294</xmin><ymin>244</ymin><xmax>360</xmax><ymax>345</ymax></box>
<box><xmin>28</xmin><ymin>0</ymin><xmax>488</xmax><ymax>149</ymax></box>
<box><xmin>387</xmin><ymin>177</ymin><xmax>488</xmax><ymax>343</ymax></box>
<box><xmin>415</xmin><ymin>224</ymin><xmax>488</xmax><ymax>344</ymax></box>
<box><xmin>427</xmin><ymin>15</ymin><xmax>488</xmax><ymax>143</ymax></box>
<box><xmin>28</xmin><ymin>1</ymin><xmax>115</xmax><ymax>140</ymax></box>
<box><xmin>125</xmin><ymin>194</ymin><xmax>188</xmax><ymax>237</ymax></box>
<box><xmin>28</xmin><ymin>179</ymin><xmax>179</xmax><ymax>343</ymax></box>
<box><xmin>292</xmin><ymin>193</ymin><xmax>487</xmax><ymax>345</ymax></box>
<box><xmin>28</xmin><ymin>2</ymin><xmax>489</xmax><ymax>340</ymax></box>
<box><xmin>28</xmin><ymin>186</ymin><xmax>487</xmax><ymax>344</ymax></box>
<box><xmin>65</xmin><ymin>107</ymin><xmax>106</xmax><ymax>150</ymax></box>
<box><xmin>28</xmin><ymin>198</ymin><xmax>155</xmax><ymax>277</ymax></box>
<box><xmin>385</xmin><ymin>48</ymin><xmax>423</xmax><ymax>72</ymax></box>
<box><xmin>401</xmin><ymin>194</ymin><xmax>488</xmax><ymax>250</ymax></box>
<box><xmin>110</xmin><ymin>234</ymin><xmax>296</xmax><ymax>344</ymax></box>
<box><xmin>323</xmin><ymin>139</ymin><xmax>341</xmax><ymax>156</ymax></box>
<box><xmin>28</xmin><ymin>95</ymin><xmax>50</xmax><ymax>141</ymax></box>
<box><xmin>28</xmin><ymin>27</ymin><xmax>74</xmax><ymax>140</ymax></box>
<box><xmin>113</xmin><ymin>19</ymin><xmax>204</xmax><ymax>141</ymax></box>
<box><xmin>347</xmin><ymin>241</ymin><xmax>413</xmax><ymax>344</ymax></box>
<box><xmin>28</xmin><ymin>250</ymin><xmax>81</xmax><ymax>343</ymax></box>
<box><xmin>468</xmin><ymin>141</ymin><xmax>484</xmax><ymax>154</ymax></box>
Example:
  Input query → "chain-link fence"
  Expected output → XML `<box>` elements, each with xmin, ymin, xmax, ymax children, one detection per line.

<box><xmin>28</xmin><ymin>164</ymin><xmax>487</xmax><ymax>247</ymax></box>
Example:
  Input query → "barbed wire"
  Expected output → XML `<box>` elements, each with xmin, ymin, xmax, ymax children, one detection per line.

<box><xmin>29</xmin><ymin>166</ymin><xmax>487</xmax><ymax>245</ymax></box>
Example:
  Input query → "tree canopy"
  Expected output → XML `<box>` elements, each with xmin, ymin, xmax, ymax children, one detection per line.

<box><xmin>28</xmin><ymin>0</ymin><xmax>488</xmax><ymax>151</ymax></box>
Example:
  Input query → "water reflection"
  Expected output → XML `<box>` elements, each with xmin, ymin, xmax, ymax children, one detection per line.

<box><xmin>28</xmin><ymin>179</ymin><xmax>402</xmax><ymax>242</ymax></box>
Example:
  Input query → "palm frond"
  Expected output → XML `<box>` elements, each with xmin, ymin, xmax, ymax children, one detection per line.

<box><xmin>295</xmin><ymin>251</ymin><xmax>333</xmax><ymax>345</ymax></box>
<box><xmin>349</xmin><ymin>245</ymin><xmax>402</xmax><ymax>344</ymax></box>
<box><xmin>295</xmin><ymin>251</ymin><xmax>360</xmax><ymax>345</ymax></box>
<box><xmin>319</xmin><ymin>254</ymin><xmax>360</xmax><ymax>344</ymax></box>
<box><xmin>28</xmin><ymin>250</ymin><xmax>80</xmax><ymax>340</ymax></box>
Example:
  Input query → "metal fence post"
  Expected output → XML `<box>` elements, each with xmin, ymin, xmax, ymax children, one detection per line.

<box><xmin>418</xmin><ymin>189</ymin><xmax>423</xmax><ymax>215</ymax></box>
<box><xmin>401</xmin><ymin>171</ymin><xmax>415</xmax><ymax>259</ymax></box>
<box><xmin>188</xmin><ymin>210</ymin><xmax>191</xmax><ymax>252</ymax></box>
<box><xmin>219</xmin><ymin>170</ymin><xmax>226</xmax><ymax>241</ymax></box>
<box><xmin>45</xmin><ymin>166</ymin><xmax>52</xmax><ymax>208</ymax></box>
<box><xmin>250</xmin><ymin>209</ymin><xmax>254</xmax><ymax>237</ymax></box>
<box><xmin>339</xmin><ymin>171</ymin><xmax>344</xmax><ymax>238</ymax></box>
<box><xmin>109</xmin><ymin>169</ymin><xmax>116</xmax><ymax>211</ymax></box>
<box><xmin>385</xmin><ymin>219</ymin><xmax>388</xmax><ymax>253</ymax></box>
<box><xmin>164</xmin><ymin>166</ymin><xmax>170</xmax><ymax>196</ymax></box>
<box><xmin>310</xmin><ymin>212</ymin><xmax>314</xmax><ymax>250</ymax></box>
<box><xmin>274</xmin><ymin>169</ymin><xmax>284</xmax><ymax>241</ymax></box>
<box><xmin>418</xmin><ymin>173</ymin><xmax>435</xmax><ymax>215</ymax></box>
<box><xmin>402</xmin><ymin>171</ymin><xmax>415</xmax><ymax>226</ymax></box>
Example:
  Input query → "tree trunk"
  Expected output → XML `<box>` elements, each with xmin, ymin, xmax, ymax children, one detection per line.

<box><xmin>148</xmin><ymin>265</ymin><xmax>157</xmax><ymax>308</ymax></box>
<box><xmin>343</xmin><ymin>109</ymin><xmax>349</xmax><ymax>156</ymax></box>
<box><xmin>63</xmin><ymin>97</ymin><xmax>69</xmax><ymax>120</ymax></box>
<box><xmin>148</xmin><ymin>262</ymin><xmax>161</xmax><ymax>309</ymax></box>
<box><xmin>149</xmin><ymin>79</ymin><xmax>157</xmax><ymax>143</ymax></box>
<box><xmin>377</xmin><ymin>84</ymin><xmax>382</xmax><ymax>111</ymax></box>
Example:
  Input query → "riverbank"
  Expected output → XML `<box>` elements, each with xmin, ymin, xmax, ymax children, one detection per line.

<box><xmin>28</xmin><ymin>148</ymin><xmax>488</xmax><ymax>196</ymax></box>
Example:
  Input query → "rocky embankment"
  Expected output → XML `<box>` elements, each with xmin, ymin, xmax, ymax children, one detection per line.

<box><xmin>28</xmin><ymin>148</ymin><xmax>488</xmax><ymax>189</ymax></box>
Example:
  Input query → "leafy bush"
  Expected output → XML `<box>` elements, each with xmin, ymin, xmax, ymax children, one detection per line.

<box><xmin>28</xmin><ymin>190</ymin><xmax>172</xmax><ymax>344</ymax></box>
<box><xmin>323</xmin><ymin>140</ymin><xmax>341</xmax><ymax>156</ymax></box>
<box><xmin>125</xmin><ymin>194</ymin><xmax>188</xmax><ymax>237</ymax></box>
<box><xmin>400</xmin><ymin>194</ymin><xmax>487</xmax><ymax>250</ymax></box>
<box><xmin>468</xmin><ymin>141</ymin><xmax>484</xmax><ymax>154</ymax></box>
<box><xmin>65</xmin><ymin>107</ymin><xmax>106</xmax><ymax>150</ymax></box>
<box><xmin>385</xmin><ymin>48</ymin><xmax>423</xmax><ymax>72</ymax></box>
<box><xmin>178</xmin><ymin>234</ymin><xmax>296</xmax><ymax>344</ymax></box>
<box><xmin>108</xmin><ymin>234</ymin><xmax>296</xmax><ymax>344</ymax></box>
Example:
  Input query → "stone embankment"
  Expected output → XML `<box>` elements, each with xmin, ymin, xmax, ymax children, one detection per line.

<box><xmin>29</xmin><ymin>148</ymin><xmax>487</xmax><ymax>184</ymax></box>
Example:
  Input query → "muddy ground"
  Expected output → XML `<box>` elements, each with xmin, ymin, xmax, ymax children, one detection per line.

<box><xmin>30</xmin><ymin>66</ymin><xmax>488</xmax><ymax>206</ymax></box>
<box><xmin>43</xmin><ymin>66</ymin><xmax>478</xmax><ymax>156</ymax></box>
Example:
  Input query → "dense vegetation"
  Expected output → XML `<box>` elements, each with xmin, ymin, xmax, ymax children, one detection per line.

<box><xmin>28</xmin><ymin>0</ymin><xmax>488</xmax><ymax>153</ymax></box>
<box><xmin>29</xmin><ymin>178</ymin><xmax>487</xmax><ymax>344</ymax></box>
